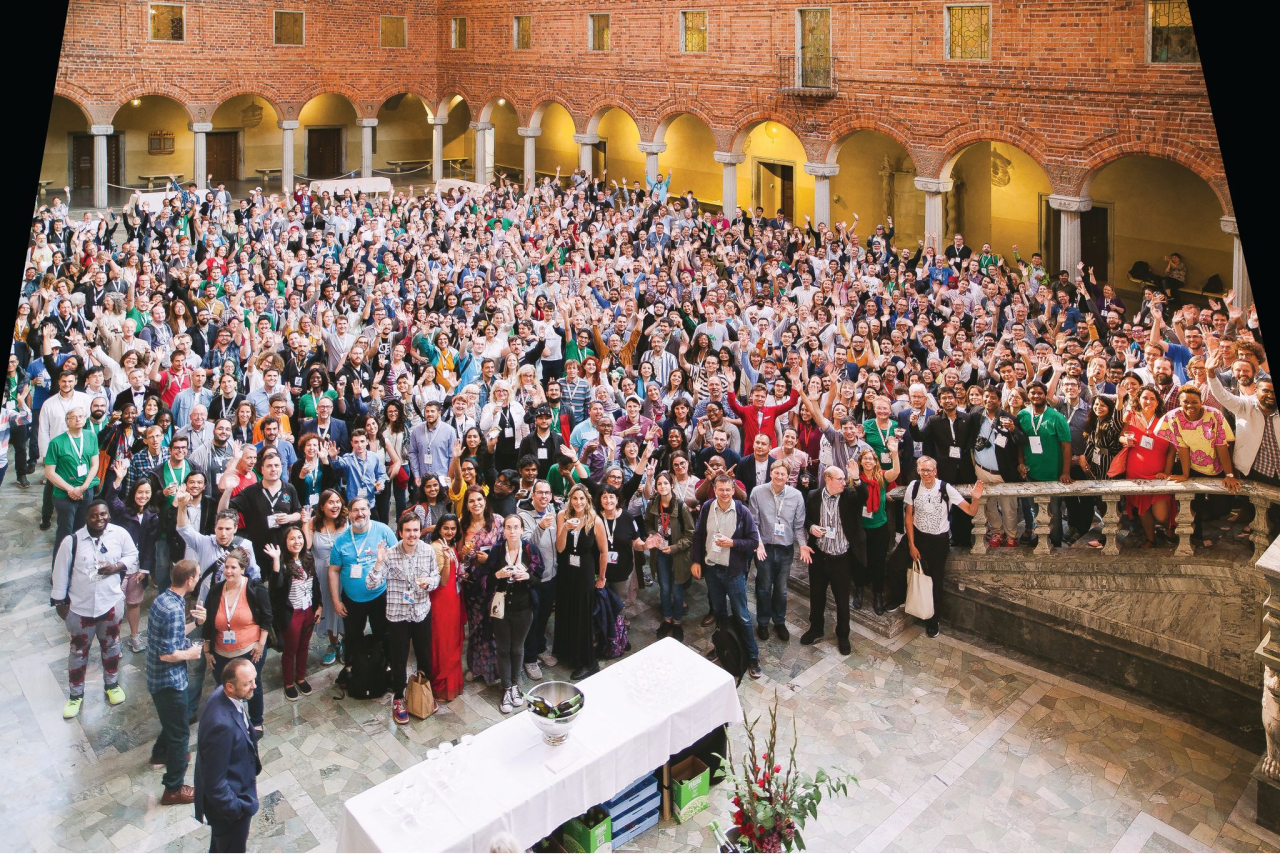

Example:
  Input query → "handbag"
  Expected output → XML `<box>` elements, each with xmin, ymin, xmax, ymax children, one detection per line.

<box><xmin>489</xmin><ymin>588</ymin><xmax>506</xmax><ymax>619</ymax></box>
<box><xmin>904</xmin><ymin>558</ymin><xmax>935</xmax><ymax>620</ymax></box>
<box><xmin>1106</xmin><ymin>446</ymin><xmax>1129</xmax><ymax>479</ymax></box>
<box><xmin>405</xmin><ymin>671</ymin><xmax>437</xmax><ymax>719</ymax></box>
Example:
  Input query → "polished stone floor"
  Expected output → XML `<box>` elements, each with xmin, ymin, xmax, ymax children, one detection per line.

<box><xmin>0</xmin><ymin>470</ymin><xmax>1275</xmax><ymax>853</ymax></box>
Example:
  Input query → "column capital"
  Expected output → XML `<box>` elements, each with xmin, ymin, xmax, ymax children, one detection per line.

<box><xmin>1047</xmin><ymin>194</ymin><xmax>1093</xmax><ymax>212</ymax></box>
<box><xmin>1221</xmin><ymin>216</ymin><xmax>1239</xmax><ymax>236</ymax></box>
<box><xmin>278</xmin><ymin>120</ymin><xmax>300</xmax><ymax>130</ymax></box>
<box><xmin>712</xmin><ymin>151</ymin><xmax>745</xmax><ymax>165</ymax></box>
<box><xmin>637</xmin><ymin>142</ymin><xmax>667</xmax><ymax>155</ymax></box>
<box><xmin>803</xmin><ymin>162</ymin><xmax>839</xmax><ymax>179</ymax></box>
<box><xmin>356</xmin><ymin>118</ymin><xmax>379</xmax><ymax>128</ymax></box>
<box><xmin>572</xmin><ymin>133</ymin><xmax>601</xmax><ymax>145</ymax></box>
<box><xmin>429</xmin><ymin>115</ymin><xmax>449</xmax><ymax>126</ymax></box>
<box><xmin>469</xmin><ymin>121</ymin><xmax>494</xmax><ymax>132</ymax></box>
<box><xmin>189</xmin><ymin>122</ymin><xmax>213</xmax><ymax>134</ymax></box>
<box><xmin>517</xmin><ymin>126</ymin><xmax>542</xmax><ymax>138</ymax></box>
<box><xmin>914</xmin><ymin>176</ymin><xmax>954</xmax><ymax>194</ymax></box>
<box><xmin>90</xmin><ymin>124</ymin><xmax>114</xmax><ymax>136</ymax></box>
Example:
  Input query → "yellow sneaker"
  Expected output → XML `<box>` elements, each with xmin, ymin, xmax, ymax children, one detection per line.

<box><xmin>62</xmin><ymin>697</ymin><xmax>83</xmax><ymax>719</ymax></box>
<box><xmin>105</xmin><ymin>685</ymin><xmax>126</xmax><ymax>706</ymax></box>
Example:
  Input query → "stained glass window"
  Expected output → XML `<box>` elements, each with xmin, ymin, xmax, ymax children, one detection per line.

<box><xmin>514</xmin><ymin>15</ymin><xmax>531</xmax><ymax>50</ymax></box>
<box><xmin>1150</xmin><ymin>0</ymin><xmax>1198</xmax><ymax>63</ymax></box>
<box><xmin>149</xmin><ymin>4</ymin><xmax>184</xmax><ymax>41</ymax></box>
<box><xmin>946</xmin><ymin>5</ymin><xmax>990</xmax><ymax>60</ymax></box>
<box><xmin>682</xmin><ymin>11</ymin><xmax>707</xmax><ymax>53</ymax></box>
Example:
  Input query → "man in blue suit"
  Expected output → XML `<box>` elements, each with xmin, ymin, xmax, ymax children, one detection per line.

<box><xmin>194</xmin><ymin>657</ymin><xmax>261</xmax><ymax>853</ymax></box>
<box><xmin>299</xmin><ymin>395</ymin><xmax>350</xmax><ymax>454</ymax></box>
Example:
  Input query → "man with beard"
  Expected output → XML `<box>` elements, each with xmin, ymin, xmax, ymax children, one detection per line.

<box><xmin>408</xmin><ymin>399</ymin><xmax>457</xmax><ymax>488</ymax></box>
<box><xmin>191</xmin><ymin>417</ymin><xmax>236</xmax><ymax>500</ymax></box>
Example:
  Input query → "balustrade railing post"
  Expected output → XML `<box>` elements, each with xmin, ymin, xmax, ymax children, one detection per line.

<box><xmin>1174</xmin><ymin>490</ymin><xmax>1196</xmax><ymax>557</ymax></box>
<box><xmin>970</xmin><ymin>489</ymin><xmax>988</xmax><ymax>555</ymax></box>
<box><xmin>1033</xmin><ymin>495</ymin><xmax>1052</xmax><ymax>556</ymax></box>
<box><xmin>1253</xmin><ymin>494</ymin><xmax>1274</xmax><ymax>563</ymax></box>
<box><xmin>1101</xmin><ymin>494</ymin><xmax>1121</xmax><ymax>556</ymax></box>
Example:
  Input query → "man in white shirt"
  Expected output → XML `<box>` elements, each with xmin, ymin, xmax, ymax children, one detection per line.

<box><xmin>50</xmin><ymin>500</ymin><xmax>140</xmax><ymax>719</ymax></box>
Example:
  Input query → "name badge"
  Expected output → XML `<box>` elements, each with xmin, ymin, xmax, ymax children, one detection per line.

<box><xmin>537</xmin><ymin>448</ymin><xmax>548</xmax><ymax>459</ymax></box>
<box><xmin>880</xmin><ymin>452</ymin><xmax>892</xmax><ymax>465</ymax></box>
<box><xmin>222</xmin><ymin>630</ymin><xmax>237</xmax><ymax>645</ymax></box>
<box><xmin>994</xmin><ymin>434</ymin><xmax>1008</xmax><ymax>448</ymax></box>
<box><xmin>403</xmin><ymin>591</ymin><xmax>415</xmax><ymax>603</ymax></box>
<box><xmin>1028</xmin><ymin>436</ymin><xmax>1044</xmax><ymax>455</ymax></box>
<box><xmin>569</xmin><ymin>554</ymin><xmax>581</xmax><ymax>567</ymax></box>
<box><xmin>862</xmin><ymin>506</ymin><xmax>873</xmax><ymax>518</ymax></box>
<box><xmin>504</xmin><ymin>427</ymin><xmax>514</xmax><ymax>438</ymax></box>
<box><xmin>1092</xmin><ymin>449</ymin><xmax>1102</xmax><ymax>465</ymax></box>
<box><xmin>1139</xmin><ymin>435</ymin><xmax>1154</xmax><ymax>450</ymax></box>
<box><xmin>913</xmin><ymin>441</ymin><xmax>923</xmax><ymax>456</ymax></box>
<box><xmin>350</xmin><ymin>564</ymin><xmax>363</xmax><ymax>579</ymax></box>
<box><xmin>773</xmin><ymin>522</ymin><xmax>787</xmax><ymax>538</ymax></box>
<box><xmin>949</xmin><ymin>446</ymin><xmax>962</xmax><ymax>459</ymax></box>
<box><xmin>608</xmin><ymin>550</ymin><xmax>619</xmax><ymax>563</ymax></box>
<box><xmin>309</xmin><ymin>493</ymin><xmax>319</xmax><ymax>506</ymax></box>
<box><xmin>77</xmin><ymin>462</ymin><xmax>88</xmax><ymax>477</ymax></box>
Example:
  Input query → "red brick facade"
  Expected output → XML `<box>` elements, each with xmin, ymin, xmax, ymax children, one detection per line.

<box><xmin>53</xmin><ymin>0</ymin><xmax>1231</xmax><ymax>214</ymax></box>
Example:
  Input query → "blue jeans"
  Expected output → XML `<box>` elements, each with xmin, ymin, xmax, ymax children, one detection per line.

<box><xmin>754</xmin><ymin>544</ymin><xmax>792</xmax><ymax>626</ymax></box>
<box><xmin>654</xmin><ymin>552</ymin><xmax>689</xmax><ymax>622</ymax></box>
<box><xmin>153</xmin><ymin>539</ymin><xmax>171</xmax><ymax>591</ymax></box>
<box><xmin>705</xmin><ymin>566</ymin><xmax>758</xmax><ymax>661</ymax></box>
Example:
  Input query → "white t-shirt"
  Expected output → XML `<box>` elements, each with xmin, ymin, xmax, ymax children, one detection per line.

<box><xmin>904</xmin><ymin>479</ymin><xmax>964</xmax><ymax>536</ymax></box>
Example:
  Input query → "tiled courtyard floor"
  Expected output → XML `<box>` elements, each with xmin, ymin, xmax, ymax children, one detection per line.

<box><xmin>0</xmin><ymin>471</ymin><xmax>1275</xmax><ymax>853</ymax></box>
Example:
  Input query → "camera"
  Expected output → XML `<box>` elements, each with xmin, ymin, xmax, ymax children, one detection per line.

<box><xmin>974</xmin><ymin>436</ymin><xmax>992</xmax><ymax>452</ymax></box>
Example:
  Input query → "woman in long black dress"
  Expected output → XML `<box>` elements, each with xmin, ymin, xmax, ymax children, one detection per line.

<box><xmin>554</xmin><ymin>483</ymin><xmax>608</xmax><ymax>680</ymax></box>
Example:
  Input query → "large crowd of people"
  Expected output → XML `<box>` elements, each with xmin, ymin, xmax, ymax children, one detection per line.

<box><xmin>18</xmin><ymin>167</ymin><xmax>1273</xmax><ymax>815</ymax></box>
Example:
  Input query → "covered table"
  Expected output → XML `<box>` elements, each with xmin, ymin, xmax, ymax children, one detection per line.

<box><xmin>337</xmin><ymin>637</ymin><xmax>741</xmax><ymax>852</ymax></box>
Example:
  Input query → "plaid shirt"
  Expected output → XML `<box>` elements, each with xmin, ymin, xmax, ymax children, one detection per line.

<box><xmin>145</xmin><ymin>589</ymin><xmax>192</xmax><ymax>694</ymax></box>
<box><xmin>1256</xmin><ymin>417</ymin><xmax>1280</xmax><ymax>480</ymax></box>
<box><xmin>366</xmin><ymin>541</ymin><xmax>440</xmax><ymax>623</ymax></box>
<box><xmin>126</xmin><ymin>450</ymin><xmax>164</xmax><ymax>494</ymax></box>
<box><xmin>561</xmin><ymin>378</ymin><xmax>591</xmax><ymax>426</ymax></box>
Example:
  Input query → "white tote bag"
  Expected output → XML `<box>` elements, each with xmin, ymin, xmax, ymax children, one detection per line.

<box><xmin>904</xmin><ymin>559</ymin><xmax>935</xmax><ymax>620</ymax></box>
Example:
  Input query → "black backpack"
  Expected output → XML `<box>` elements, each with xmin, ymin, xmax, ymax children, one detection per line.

<box><xmin>711</xmin><ymin>615</ymin><xmax>748</xmax><ymax>686</ymax></box>
<box><xmin>344</xmin><ymin>639</ymin><xmax>391</xmax><ymax>700</ymax></box>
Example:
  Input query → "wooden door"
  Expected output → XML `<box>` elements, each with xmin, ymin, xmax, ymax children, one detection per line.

<box><xmin>1081</xmin><ymin>206</ymin><xmax>1110</xmax><ymax>285</ymax></box>
<box><xmin>798</xmin><ymin>9</ymin><xmax>832</xmax><ymax>88</ymax></box>
<box><xmin>206</xmin><ymin>132</ymin><xmax>238</xmax><ymax>184</ymax></box>
<box><xmin>779</xmin><ymin>164</ymin><xmax>795</xmax><ymax>222</ymax></box>
<box><xmin>307</xmin><ymin>127</ymin><xmax>343</xmax><ymax>178</ymax></box>
<box><xmin>71</xmin><ymin>134</ymin><xmax>120</xmax><ymax>191</ymax></box>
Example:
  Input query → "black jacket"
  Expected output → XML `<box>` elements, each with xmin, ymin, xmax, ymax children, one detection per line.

<box><xmin>922</xmin><ymin>409</ymin><xmax>976</xmax><ymax>485</ymax></box>
<box><xmin>804</xmin><ymin>484</ymin><xmax>869</xmax><ymax>569</ymax></box>
<box><xmin>736</xmin><ymin>455</ymin><xmax>780</xmax><ymax>497</ymax></box>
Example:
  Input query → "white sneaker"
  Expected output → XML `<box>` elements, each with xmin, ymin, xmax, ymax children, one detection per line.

<box><xmin>499</xmin><ymin>687</ymin><xmax>514</xmax><ymax>715</ymax></box>
<box><xmin>538</xmin><ymin>652</ymin><xmax>558</xmax><ymax>667</ymax></box>
<box><xmin>129</xmin><ymin>635</ymin><xmax>147</xmax><ymax>653</ymax></box>
<box><xmin>524</xmin><ymin>662</ymin><xmax>543</xmax><ymax>680</ymax></box>
<box><xmin>511</xmin><ymin>686</ymin><xmax>526</xmax><ymax>708</ymax></box>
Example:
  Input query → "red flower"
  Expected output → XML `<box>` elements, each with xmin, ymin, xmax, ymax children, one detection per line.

<box><xmin>774</xmin><ymin>764</ymin><xmax>782</xmax><ymax>773</ymax></box>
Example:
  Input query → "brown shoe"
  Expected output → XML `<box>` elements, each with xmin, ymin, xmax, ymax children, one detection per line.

<box><xmin>700</xmin><ymin>613</ymin><xmax>717</xmax><ymax>628</ymax></box>
<box><xmin>160</xmin><ymin>785</ymin><xmax>195</xmax><ymax>806</ymax></box>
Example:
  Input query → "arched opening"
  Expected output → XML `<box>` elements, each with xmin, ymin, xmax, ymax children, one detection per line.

<box><xmin>734</xmin><ymin>121</ymin><xmax>812</xmax><ymax>223</ymax></box>
<box><xmin>481</xmin><ymin>98</ymin><xmax>520</xmax><ymax>182</ymax></box>
<box><xmin>42</xmin><ymin>95</ymin><xmax>91</xmax><ymax>196</ymax></box>
<box><xmin>829</xmin><ymin>130</ymin><xmax>922</xmax><ymax>244</ymax></box>
<box><xmin>529</xmin><ymin>101</ymin><xmax>578</xmax><ymax>181</ymax></box>
<box><xmin>942</xmin><ymin>141</ymin><xmax>1052</xmax><ymax>263</ymax></box>
<box><xmin>111</xmin><ymin>95</ymin><xmax>194</xmax><ymax>190</ymax></box>
<box><xmin>590</xmin><ymin>107</ymin><xmax>642</xmax><ymax>182</ymax></box>
<box><xmin>1086</xmin><ymin>155</ymin><xmax>1233</xmax><ymax>298</ymax></box>
<box><xmin>438</xmin><ymin>96</ymin><xmax>473</xmax><ymax>180</ymax></box>
<box><xmin>653</xmin><ymin>114</ymin><xmax>720</xmax><ymax>210</ymax></box>
<box><xmin>297</xmin><ymin>93</ymin><xmax>359</xmax><ymax>179</ymax></box>
<box><xmin>374</xmin><ymin>93</ymin><xmax>433</xmax><ymax>181</ymax></box>
<box><xmin>208</xmin><ymin>94</ymin><xmax>281</xmax><ymax>188</ymax></box>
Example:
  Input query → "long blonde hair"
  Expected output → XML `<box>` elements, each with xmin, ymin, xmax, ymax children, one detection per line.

<box><xmin>564</xmin><ymin>483</ymin><xmax>599</xmax><ymax>533</ymax></box>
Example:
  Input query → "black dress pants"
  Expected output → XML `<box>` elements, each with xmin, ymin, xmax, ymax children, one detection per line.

<box><xmin>808</xmin><ymin>548</ymin><xmax>852</xmax><ymax>640</ymax></box>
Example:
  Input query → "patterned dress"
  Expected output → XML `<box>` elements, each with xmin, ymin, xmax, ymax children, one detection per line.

<box><xmin>459</xmin><ymin>517</ymin><xmax>503</xmax><ymax>683</ymax></box>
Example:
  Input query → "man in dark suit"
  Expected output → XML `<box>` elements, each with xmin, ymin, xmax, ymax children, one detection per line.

<box><xmin>895</xmin><ymin>386</ymin><xmax>936</xmax><ymax>487</ymax></box>
<box><xmin>733</xmin><ymin>432</ymin><xmax>778</xmax><ymax>497</ymax></box>
<box><xmin>299</xmin><ymin>395</ymin><xmax>350</xmax><ymax>455</ymax></box>
<box><xmin>800</xmin><ymin>463</ymin><xmax>868</xmax><ymax>656</ymax></box>
<box><xmin>194</xmin><ymin>657</ymin><xmax>261</xmax><ymax>853</ymax></box>
<box><xmin>922</xmin><ymin>387</ymin><xmax>976</xmax><ymax>547</ymax></box>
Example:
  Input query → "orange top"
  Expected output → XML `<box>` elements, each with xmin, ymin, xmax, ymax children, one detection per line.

<box><xmin>213</xmin><ymin>583</ymin><xmax>262</xmax><ymax>654</ymax></box>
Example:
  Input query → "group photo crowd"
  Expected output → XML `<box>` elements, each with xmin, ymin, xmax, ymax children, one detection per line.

<box><xmin>11</xmin><ymin>164</ymin><xmax>1273</xmax><ymax>844</ymax></box>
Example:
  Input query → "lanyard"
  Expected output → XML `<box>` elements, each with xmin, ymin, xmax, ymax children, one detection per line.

<box><xmin>68</xmin><ymin>432</ymin><xmax>84</xmax><ymax>460</ymax></box>
<box><xmin>872</xmin><ymin>419</ymin><xmax>892</xmax><ymax>447</ymax></box>
<box><xmin>348</xmin><ymin>528</ymin><xmax>371</xmax><ymax>564</ymax></box>
<box><xmin>264</xmin><ymin>485</ymin><xmax>284</xmax><ymax>513</ymax></box>
<box><xmin>659</xmin><ymin>503</ymin><xmax>671</xmax><ymax>536</ymax></box>
<box><xmin>223</xmin><ymin>582</ymin><xmax>244</xmax><ymax>630</ymax></box>
<box><xmin>604</xmin><ymin>515</ymin><xmax>617</xmax><ymax>549</ymax></box>
<box><xmin>1028</xmin><ymin>407</ymin><xmax>1047</xmax><ymax>435</ymax></box>
<box><xmin>166</xmin><ymin>461</ymin><xmax>187</xmax><ymax>485</ymax></box>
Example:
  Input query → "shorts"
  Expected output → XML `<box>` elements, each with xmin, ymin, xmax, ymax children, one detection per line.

<box><xmin>124</xmin><ymin>571</ymin><xmax>148</xmax><ymax>605</ymax></box>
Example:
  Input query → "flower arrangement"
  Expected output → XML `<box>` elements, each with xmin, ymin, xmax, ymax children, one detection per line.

<box><xmin>711</xmin><ymin>694</ymin><xmax>855</xmax><ymax>852</ymax></box>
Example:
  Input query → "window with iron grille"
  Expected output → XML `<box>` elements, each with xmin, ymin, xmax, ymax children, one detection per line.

<box><xmin>451</xmin><ymin>17</ymin><xmax>467</xmax><ymax>49</ymax></box>
<box><xmin>149</xmin><ymin>3</ymin><xmax>184</xmax><ymax>41</ymax></box>
<box><xmin>380</xmin><ymin>15</ymin><xmax>406</xmax><ymax>48</ymax></box>
<box><xmin>590</xmin><ymin>14</ymin><xmax>610</xmax><ymax>51</ymax></box>
<box><xmin>945</xmin><ymin>5</ymin><xmax>990</xmax><ymax>60</ymax></box>
<box><xmin>514</xmin><ymin>15</ymin><xmax>531</xmax><ymax>50</ymax></box>
<box><xmin>682</xmin><ymin>11</ymin><xmax>707</xmax><ymax>53</ymax></box>
<box><xmin>274</xmin><ymin>11</ymin><xmax>303</xmax><ymax>45</ymax></box>
<box><xmin>1149</xmin><ymin>0</ymin><xmax>1198</xmax><ymax>63</ymax></box>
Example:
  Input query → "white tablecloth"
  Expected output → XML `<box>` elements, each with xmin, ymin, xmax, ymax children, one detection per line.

<box><xmin>336</xmin><ymin>638</ymin><xmax>742</xmax><ymax>852</ymax></box>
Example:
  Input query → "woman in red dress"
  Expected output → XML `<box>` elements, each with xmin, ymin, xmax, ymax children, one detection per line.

<box><xmin>428</xmin><ymin>514</ymin><xmax>465</xmax><ymax>702</ymax></box>
<box><xmin>1121</xmin><ymin>384</ymin><xmax>1177</xmax><ymax>548</ymax></box>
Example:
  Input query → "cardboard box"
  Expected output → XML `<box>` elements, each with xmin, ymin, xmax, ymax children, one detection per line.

<box><xmin>561</xmin><ymin>810</ymin><xmax>612</xmax><ymax>853</ymax></box>
<box><xmin>670</xmin><ymin>756</ymin><xmax>710</xmax><ymax>823</ymax></box>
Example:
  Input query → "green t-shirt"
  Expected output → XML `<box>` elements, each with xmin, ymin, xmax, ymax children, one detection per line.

<box><xmin>862</xmin><ymin>418</ymin><xmax>897</xmax><ymax>460</ymax></box>
<box><xmin>299</xmin><ymin>389</ymin><xmax>338</xmax><ymax>420</ymax></box>
<box><xmin>1016</xmin><ymin>406</ymin><xmax>1072</xmax><ymax>482</ymax></box>
<box><xmin>44</xmin><ymin>429</ymin><xmax>100</xmax><ymax>499</ymax></box>
<box><xmin>863</xmin><ymin>477</ymin><xmax>889</xmax><ymax>530</ymax></box>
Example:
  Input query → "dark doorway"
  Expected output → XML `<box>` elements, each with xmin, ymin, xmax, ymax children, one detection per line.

<box><xmin>754</xmin><ymin>160</ymin><xmax>795</xmax><ymax>222</ymax></box>
<box><xmin>71</xmin><ymin>133</ymin><xmax>120</xmax><ymax>191</ymax></box>
<box><xmin>591</xmin><ymin>140</ymin><xmax>607</xmax><ymax>178</ymax></box>
<box><xmin>307</xmin><ymin>127</ymin><xmax>343</xmax><ymax>178</ymax></box>
<box><xmin>206</xmin><ymin>132</ymin><xmax>238</xmax><ymax>184</ymax></box>
<box><xmin>1043</xmin><ymin>198</ymin><xmax>1112</xmax><ymax>284</ymax></box>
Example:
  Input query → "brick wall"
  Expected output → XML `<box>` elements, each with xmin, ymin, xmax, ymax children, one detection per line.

<box><xmin>53</xmin><ymin>0</ymin><xmax>1231</xmax><ymax>214</ymax></box>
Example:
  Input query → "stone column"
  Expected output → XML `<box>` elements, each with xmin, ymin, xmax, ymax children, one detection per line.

<box><xmin>1221</xmin><ymin>217</ymin><xmax>1253</xmax><ymax>310</ymax></box>
<box><xmin>713</xmin><ymin>151</ymin><xmax>745</xmax><ymax>216</ymax></box>
<box><xmin>914</xmin><ymin>177</ymin><xmax>954</xmax><ymax>249</ymax></box>
<box><xmin>573</xmin><ymin>133</ymin><xmax>601</xmax><ymax>176</ymax></box>
<box><xmin>1253</xmin><ymin>538</ymin><xmax>1280</xmax><ymax>833</ymax></box>
<box><xmin>1049</xmin><ymin>194</ymin><xmax>1094</xmax><ymax>274</ymax></box>
<box><xmin>470</xmin><ymin>121</ymin><xmax>493</xmax><ymax>184</ymax></box>
<box><xmin>637</xmin><ymin>141</ymin><xmax>666</xmax><ymax>183</ymax></box>
<box><xmin>90</xmin><ymin>124</ymin><xmax>113</xmax><ymax>209</ymax></box>
<box><xmin>518</xmin><ymin>126</ymin><xmax>541</xmax><ymax>186</ymax></box>
<box><xmin>357</xmin><ymin>118</ymin><xmax>378</xmax><ymax>179</ymax></box>
<box><xmin>430</xmin><ymin>115</ymin><xmax>447</xmax><ymax>183</ymax></box>
<box><xmin>279</xmin><ymin>120</ymin><xmax>299</xmax><ymax>198</ymax></box>
<box><xmin>190</xmin><ymin>122</ymin><xmax>212</xmax><ymax>188</ymax></box>
<box><xmin>804</xmin><ymin>162</ymin><xmax>840</xmax><ymax>227</ymax></box>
